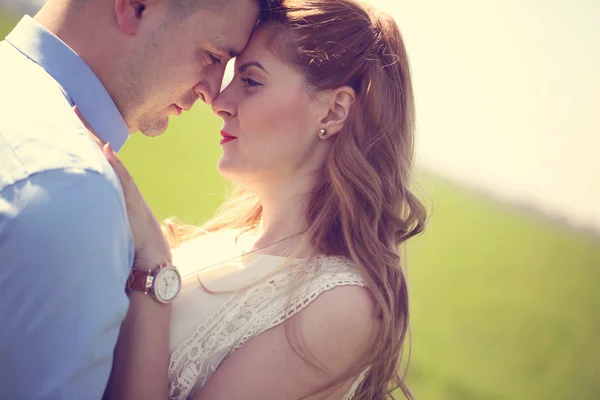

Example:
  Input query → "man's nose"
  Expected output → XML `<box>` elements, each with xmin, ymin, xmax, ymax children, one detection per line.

<box><xmin>193</xmin><ymin>82</ymin><xmax>213</xmax><ymax>105</ymax></box>
<box><xmin>194</xmin><ymin>69</ymin><xmax>225</xmax><ymax>105</ymax></box>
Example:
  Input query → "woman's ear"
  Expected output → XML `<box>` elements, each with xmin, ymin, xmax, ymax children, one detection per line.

<box><xmin>317</xmin><ymin>86</ymin><xmax>356</xmax><ymax>139</ymax></box>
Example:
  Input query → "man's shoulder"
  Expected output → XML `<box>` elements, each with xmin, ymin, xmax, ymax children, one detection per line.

<box><xmin>0</xmin><ymin>41</ymin><xmax>117</xmax><ymax>194</ymax></box>
<box><xmin>0</xmin><ymin>39</ymin><xmax>72</xmax><ymax>123</ymax></box>
<box><xmin>0</xmin><ymin>39</ymin><xmax>66</xmax><ymax>101</ymax></box>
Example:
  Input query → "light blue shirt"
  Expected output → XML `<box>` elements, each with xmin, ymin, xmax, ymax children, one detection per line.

<box><xmin>0</xmin><ymin>16</ymin><xmax>134</xmax><ymax>399</ymax></box>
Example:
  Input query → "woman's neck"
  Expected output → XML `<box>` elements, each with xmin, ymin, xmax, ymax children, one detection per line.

<box><xmin>244</xmin><ymin>178</ymin><xmax>314</xmax><ymax>257</ymax></box>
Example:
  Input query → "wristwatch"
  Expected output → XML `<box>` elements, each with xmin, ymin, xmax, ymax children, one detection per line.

<box><xmin>126</xmin><ymin>263</ymin><xmax>182</xmax><ymax>304</ymax></box>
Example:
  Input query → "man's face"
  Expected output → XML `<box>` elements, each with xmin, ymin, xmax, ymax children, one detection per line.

<box><xmin>116</xmin><ymin>0</ymin><xmax>259</xmax><ymax>137</ymax></box>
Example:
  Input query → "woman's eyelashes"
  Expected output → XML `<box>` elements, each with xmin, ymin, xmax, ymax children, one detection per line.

<box><xmin>241</xmin><ymin>77</ymin><xmax>263</xmax><ymax>87</ymax></box>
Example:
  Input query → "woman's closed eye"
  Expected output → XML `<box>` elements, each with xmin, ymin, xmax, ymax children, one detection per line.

<box><xmin>241</xmin><ymin>77</ymin><xmax>263</xmax><ymax>87</ymax></box>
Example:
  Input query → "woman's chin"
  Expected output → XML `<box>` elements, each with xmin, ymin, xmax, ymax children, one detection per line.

<box><xmin>217</xmin><ymin>161</ymin><xmax>257</xmax><ymax>191</ymax></box>
<box><xmin>217</xmin><ymin>158</ymin><xmax>240</xmax><ymax>182</ymax></box>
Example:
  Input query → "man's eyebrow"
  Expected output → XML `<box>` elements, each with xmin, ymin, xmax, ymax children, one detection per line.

<box><xmin>216</xmin><ymin>46</ymin><xmax>240</xmax><ymax>58</ymax></box>
<box><xmin>237</xmin><ymin>61</ymin><xmax>269</xmax><ymax>74</ymax></box>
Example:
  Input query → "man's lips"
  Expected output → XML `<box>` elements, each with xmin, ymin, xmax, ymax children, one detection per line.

<box><xmin>173</xmin><ymin>104</ymin><xmax>192</xmax><ymax>115</ymax></box>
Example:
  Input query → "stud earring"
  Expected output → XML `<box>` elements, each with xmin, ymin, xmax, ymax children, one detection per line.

<box><xmin>319</xmin><ymin>128</ymin><xmax>327</xmax><ymax>136</ymax></box>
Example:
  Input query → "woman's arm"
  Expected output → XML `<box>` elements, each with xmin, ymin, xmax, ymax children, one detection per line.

<box><xmin>104</xmin><ymin>290</ymin><xmax>172</xmax><ymax>400</ymax></box>
<box><xmin>193</xmin><ymin>285</ymin><xmax>379</xmax><ymax>400</ymax></box>
<box><xmin>100</xmin><ymin>143</ymin><xmax>174</xmax><ymax>400</ymax></box>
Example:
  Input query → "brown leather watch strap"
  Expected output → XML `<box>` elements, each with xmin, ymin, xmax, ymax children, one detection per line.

<box><xmin>127</xmin><ymin>268</ymin><xmax>152</xmax><ymax>293</ymax></box>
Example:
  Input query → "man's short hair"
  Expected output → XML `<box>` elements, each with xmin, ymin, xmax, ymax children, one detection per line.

<box><xmin>167</xmin><ymin>0</ymin><xmax>279</xmax><ymax>22</ymax></box>
<box><xmin>167</xmin><ymin>0</ymin><xmax>225</xmax><ymax>17</ymax></box>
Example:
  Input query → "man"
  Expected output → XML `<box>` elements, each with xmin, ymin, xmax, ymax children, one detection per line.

<box><xmin>0</xmin><ymin>0</ymin><xmax>261</xmax><ymax>398</ymax></box>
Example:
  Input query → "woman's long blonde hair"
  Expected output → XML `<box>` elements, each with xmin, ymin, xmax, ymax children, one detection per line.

<box><xmin>165</xmin><ymin>1</ymin><xmax>426</xmax><ymax>398</ymax></box>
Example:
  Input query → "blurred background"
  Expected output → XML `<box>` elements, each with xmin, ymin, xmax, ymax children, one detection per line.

<box><xmin>2</xmin><ymin>1</ymin><xmax>599</xmax><ymax>399</ymax></box>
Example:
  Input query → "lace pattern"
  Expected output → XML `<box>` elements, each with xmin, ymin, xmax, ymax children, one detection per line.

<box><xmin>168</xmin><ymin>256</ymin><xmax>367</xmax><ymax>400</ymax></box>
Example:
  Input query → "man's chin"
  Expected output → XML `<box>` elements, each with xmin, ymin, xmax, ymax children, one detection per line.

<box><xmin>138</xmin><ymin>117</ymin><xmax>169</xmax><ymax>137</ymax></box>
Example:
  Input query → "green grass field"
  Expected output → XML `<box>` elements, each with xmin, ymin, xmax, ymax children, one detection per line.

<box><xmin>122</xmin><ymin>107</ymin><xmax>600</xmax><ymax>400</ymax></box>
<box><xmin>3</xmin><ymin>12</ymin><xmax>600</xmax><ymax>399</ymax></box>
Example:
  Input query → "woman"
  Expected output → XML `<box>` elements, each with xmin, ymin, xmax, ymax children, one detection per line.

<box><xmin>101</xmin><ymin>0</ymin><xmax>426</xmax><ymax>399</ymax></box>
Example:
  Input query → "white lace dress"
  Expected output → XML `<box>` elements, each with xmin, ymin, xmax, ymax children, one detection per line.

<box><xmin>167</xmin><ymin>231</ymin><xmax>367</xmax><ymax>400</ymax></box>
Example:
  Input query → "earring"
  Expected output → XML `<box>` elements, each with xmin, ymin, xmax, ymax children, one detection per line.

<box><xmin>319</xmin><ymin>128</ymin><xmax>327</xmax><ymax>136</ymax></box>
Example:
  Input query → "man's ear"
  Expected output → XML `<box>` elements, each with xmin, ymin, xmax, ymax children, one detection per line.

<box><xmin>114</xmin><ymin>0</ymin><xmax>148</xmax><ymax>35</ymax></box>
<box><xmin>318</xmin><ymin>86</ymin><xmax>356</xmax><ymax>139</ymax></box>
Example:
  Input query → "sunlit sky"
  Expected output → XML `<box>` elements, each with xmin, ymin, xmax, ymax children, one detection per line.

<box><xmin>225</xmin><ymin>0</ymin><xmax>600</xmax><ymax>232</ymax></box>
<box><xmin>363</xmin><ymin>0</ymin><xmax>599</xmax><ymax>232</ymax></box>
<box><xmin>13</xmin><ymin>0</ymin><xmax>600</xmax><ymax>232</ymax></box>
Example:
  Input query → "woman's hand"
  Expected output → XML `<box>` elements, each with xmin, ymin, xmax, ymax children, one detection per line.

<box><xmin>74</xmin><ymin>107</ymin><xmax>172</xmax><ymax>400</ymax></box>
<box><xmin>102</xmin><ymin>143</ymin><xmax>172</xmax><ymax>268</ymax></box>
<box><xmin>73</xmin><ymin>106</ymin><xmax>172</xmax><ymax>269</ymax></box>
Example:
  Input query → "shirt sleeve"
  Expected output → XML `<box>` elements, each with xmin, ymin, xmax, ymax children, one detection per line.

<box><xmin>0</xmin><ymin>168</ymin><xmax>133</xmax><ymax>400</ymax></box>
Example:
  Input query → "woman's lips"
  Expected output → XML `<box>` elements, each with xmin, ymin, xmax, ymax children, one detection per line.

<box><xmin>220</xmin><ymin>130</ymin><xmax>237</xmax><ymax>145</ymax></box>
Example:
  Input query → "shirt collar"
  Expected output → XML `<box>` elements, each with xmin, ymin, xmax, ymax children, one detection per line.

<box><xmin>6</xmin><ymin>15</ymin><xmax>129</xmax><ymax>152</ymax></box>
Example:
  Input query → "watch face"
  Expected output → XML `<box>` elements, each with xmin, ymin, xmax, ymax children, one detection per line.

<box><xmin>155</xmin><ymin>267</ymin><xmax>181</xmax><ymax>303</ymax></box>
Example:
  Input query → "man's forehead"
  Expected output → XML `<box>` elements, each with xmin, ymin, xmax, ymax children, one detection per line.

<box><xmin>195</xmin><ymin>0</ymin><xmax>259</xmax><ymax>56</ymax></box>
<box><xmin>211</xmin><ymin>33</ymin><xmax>246</xmax><ymax>59</ymax></box>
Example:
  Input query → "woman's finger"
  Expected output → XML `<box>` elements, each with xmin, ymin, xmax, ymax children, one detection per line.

<box><xmin>103</xmin><ymin>143</ymin><xmax>135</xmax><ymax>190</ymax></box>
<box><xmin>73</xmin><ymin>105</ymin><xmax>93</xmax><ymax>131</ymax></box>
<box><xmin>73</xmin><ymin>105</ymin><xmax>105</xmax><ymax>148</ymax></box>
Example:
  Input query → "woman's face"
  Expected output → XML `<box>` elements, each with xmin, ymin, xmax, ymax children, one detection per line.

<box><xmin>211</xmin><ymin>25</ymin><xmax>330</xmax><ymax>191</ymax></box>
